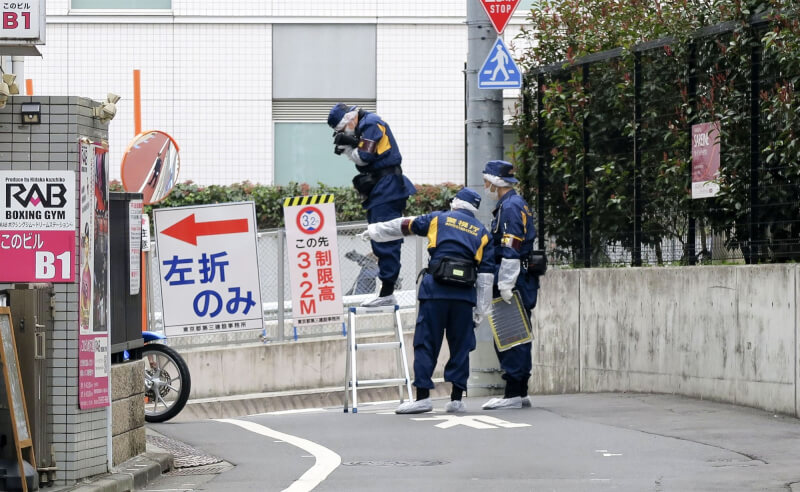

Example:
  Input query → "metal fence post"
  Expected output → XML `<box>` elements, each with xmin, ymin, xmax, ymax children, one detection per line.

<box><xmin>536</xmin><ymin>73</ymin><xmax>546</xmax><ymax>251</ymax></box>
<box><xmin>632</xmin><ymin>52</ymin><xmax>643</xmax><ymax>267</ymax></box>
<box><xmin>277</xmin><ymin>229</ymin><xmax>285</xmax><ymax>342</ymax></box>
<box><xmin>687</xmin><ymin>41</ymin><xmax>697</xmax><ymax>265</ymax></box>
<box><xmin>749</xmin><ymin>28</ymin><xmax>762</xmax><ymax>264</ymax></box>
<box><xmin>582</xmin><ymin>63</ymin><xmax>592</xmax><ymax>268</ymax></box>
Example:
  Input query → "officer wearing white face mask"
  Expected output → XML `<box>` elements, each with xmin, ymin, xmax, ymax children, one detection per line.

<box><xmin>481</xmin><ymin>160</ymin><xmax>541</xmax><ymax>410</ymax></box>
<box><xmin>328</xmin><ymin>103</ymin><xmax>417</xmax><ymax>307</ymax></box>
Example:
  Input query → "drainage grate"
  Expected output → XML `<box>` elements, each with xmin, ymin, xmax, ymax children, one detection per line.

<box><xmin>343</xmin><ymin>460</ymin><xmax>448</xmax><ymax>467</ymax></box>
<box><xmin>147</xmin><ymin>434</ymin><xmax>223</xmax><ymax>468</ymax></box>
<box><xmin>164</xmin><ymin>463</ymin><xmax>232</xmax><ymax>476</ymax></box>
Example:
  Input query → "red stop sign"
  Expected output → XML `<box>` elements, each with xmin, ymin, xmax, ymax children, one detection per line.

<box><xmin>480</xmin><ymin>0</ymin><xmax>521</xmax><ymax>34</ymax></box>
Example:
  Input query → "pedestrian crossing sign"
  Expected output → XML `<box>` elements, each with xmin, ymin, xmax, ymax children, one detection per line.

<box><xmin>478</xmin><ymin>37</ymin><xmax>522</xmax><ymax>90</ymax></box>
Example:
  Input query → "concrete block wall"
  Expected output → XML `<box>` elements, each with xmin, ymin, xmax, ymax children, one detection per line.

<box><xmin>0</xmin><ymin>96</ymin><xmax>110</xmax><ymax>484</ymax></box>
<box><xmin>183</xmin><ymin>310</ymin><xmax>455</xmax><ymax>399</ymax></box>
<box><xmin>530</xmin><ymin>264</ymin><xmax>800</xmax><ymax>418</ymax></box>
<box><xmin>110</xmin><ymin>359</ymin><xmax>145</xmax><ymax>466</ymax></box>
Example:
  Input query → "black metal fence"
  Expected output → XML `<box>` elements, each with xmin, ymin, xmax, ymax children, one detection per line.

<box><xmin>519</xmin><ymin>13</ymin><xmax>800</xmax><ymax>267</ymax></box>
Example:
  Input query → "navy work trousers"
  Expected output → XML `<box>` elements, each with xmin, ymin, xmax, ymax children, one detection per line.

<box><xmin>412</xmin><ymin>298</ymin><xmax>476</xmax><ymax>391</ymax></box>
<box><xmin>366</xmin><ymin>199</ymin><xmax>406</xmax><ymax>284</ymax></box>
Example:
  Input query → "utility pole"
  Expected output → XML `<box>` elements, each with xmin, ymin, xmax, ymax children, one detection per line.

<box><xmin>466</xmin><ymin>0</ymin><xmax>506</xmax><ymax>396</ymax></box>
<box><xmin>466</xmin><ymin>0</ymin><xmax>504</xmax><ymax>223</ymax></box>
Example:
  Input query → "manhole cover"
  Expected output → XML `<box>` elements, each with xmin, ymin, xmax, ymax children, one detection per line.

<box><xmin>343</xmin><ymin>460</ymin><xmax>448</xmax><ymax>467</ymax></box>
<box><xmin>147</xmin><ymin>434</ymin><xmax>223</xmax><ymax>468</ymax></box>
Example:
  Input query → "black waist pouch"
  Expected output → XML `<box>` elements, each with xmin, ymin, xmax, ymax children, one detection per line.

<box><xmin>431</xmin><ymin>257</ymin><xmax>477</xmax><ymax>288</ymax></box>
<box><xmin>526</xmin><ymin>250</ymin><xmax>548</xmax><ymax>276</ymax></box>
<box><xmin>352</xmin><ymin>172</ymin><xmax>378</xmax><ymax>196</ymax></box>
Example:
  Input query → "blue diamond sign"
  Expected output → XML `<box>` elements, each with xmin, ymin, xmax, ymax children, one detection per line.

<box><xmin>479</xmin><ymin>37</ymin><xmax>522</xmax><ymax>90</ymax></box>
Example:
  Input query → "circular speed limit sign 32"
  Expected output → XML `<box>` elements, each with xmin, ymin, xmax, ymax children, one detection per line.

<box><xmin>296</xmin><ymin>206</ymin><xmax>325</xmax><ymax>235</ymax></box>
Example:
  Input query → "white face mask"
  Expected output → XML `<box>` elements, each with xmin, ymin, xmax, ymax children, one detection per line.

<box><xmin>336</xmin><ymin>110</ymin><xmax>359</xmax><ymax>135</ymax></box>
<box><xmin>485</xmin><ymin>184</ymin><xmax>499</xmax><ymax>201</ymax></box>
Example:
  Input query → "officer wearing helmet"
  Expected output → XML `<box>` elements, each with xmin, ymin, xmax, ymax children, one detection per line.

<box><xmin>328</xmin><ymin>103</ymin><xmax>417</xmax><ymax>307</ymax></box>
<box><xmin>359</xmin><ymin>188</ymin><xmax>495</xmax><ymax>414</ymax></box>
<box><xmin>481</xmin><ymin>160</ymin><xmax>541</xmax><ymax>410</ymax></box>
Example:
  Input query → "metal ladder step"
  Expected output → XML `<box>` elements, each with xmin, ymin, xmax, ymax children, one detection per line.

<box><xmin>349</xmin><ymin>306</ymin><xmax>398</xmax><ymax>315</ymax></box>
<box><xmin>348</xmin><ymin>378</ymin><xmax>407</xmax><ymax>388</ymax></box>
<box><xmin>355</xmin><ymin>342</ymin><xmax>401</xmax><ymax>351</ymax></box>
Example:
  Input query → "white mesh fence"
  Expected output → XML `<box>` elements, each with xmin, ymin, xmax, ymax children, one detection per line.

<box><xmin>146</xmin><ymin>221</ymin><xmax>426</xmax><ymax>347</ymax></box>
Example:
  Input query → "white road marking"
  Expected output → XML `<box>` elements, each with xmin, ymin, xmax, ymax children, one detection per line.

<box><xmin>266</xmin><ymin>408</ymin><xmax>326</xmax><ymax>416</ymax></box>
<box><xmin>218</xmin><ymin>418</ymin><xmax>341</xmax><ymax>492</ymax></box>
<box><xmin>411</xmin><ymin>415</ymin><xmax>531</xmax><ymax>429</ymax></box>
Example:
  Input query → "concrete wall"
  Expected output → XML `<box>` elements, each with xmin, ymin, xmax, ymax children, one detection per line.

<box><xmin>183</xmin><ymin>310</ymin><xmax>451</xmax><ymax>399</ymax></box>
<box><xmin>110</xmin><ymin>360</ymin><xmax>145</xmax><ymax>466</ymax></box>
<box><xmin>530</xmin><ymin>265</ymin><xmax>799</xmax><ymax>417</ymax></box>
<box><xmin>182</xmin><ymin>264</ymin><xmax>799</xmax><ymax>419</ymax></box>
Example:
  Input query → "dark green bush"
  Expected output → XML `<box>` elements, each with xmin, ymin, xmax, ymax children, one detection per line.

<box><xmin>110</xmin><ymin>180</ymin><xmax>462</xmax><ymax>230</ymax></box>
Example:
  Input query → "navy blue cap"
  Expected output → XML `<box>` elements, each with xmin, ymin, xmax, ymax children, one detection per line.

<box><xmin>327</xmin><ymin>103</ymin><xmax>357</xmax><ymax>129</ymax></box>
<box><xmin>482</xmin><ymin>160</ymin><xmax>519</xmax><ymax>184</ymax></box>
<box><xmin>454</xmin><ymin>187</ymin><xmax>482</xmax><ymax>210</ymax></box>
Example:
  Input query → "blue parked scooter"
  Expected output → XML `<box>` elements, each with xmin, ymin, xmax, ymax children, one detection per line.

<box><xmin>142</xmin><ymin>331</ymin><xmax>191</xmax><ymax>423</ymax></box>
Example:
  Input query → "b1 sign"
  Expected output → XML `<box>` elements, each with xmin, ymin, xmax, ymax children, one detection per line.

<box><xmin>0</xmin><ymin>0</ymin><xmax>45</xmax><ymax>44</ymax></box>
<box><xmin>0</xmin><ymin>171</ymin><xmax>76</xmax><ymax>282</ymax></box>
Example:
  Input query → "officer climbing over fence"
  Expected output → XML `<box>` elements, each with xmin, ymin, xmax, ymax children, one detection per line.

<box><xmin>481</xmin><ymin>160</ymin><xmax>545</xmax><ymax>410</ymax></box>
<box><xmin>328</xmin><ymin>103</ymin><xmax>417</xmax><ymax>307</ymax></box>
<box><xmin>359</xmin><ymin>187</ymin><xmax>495</xmax><ymax>414</ymax></box>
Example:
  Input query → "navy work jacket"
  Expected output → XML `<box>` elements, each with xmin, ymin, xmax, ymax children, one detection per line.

<box><xmin>355</xmin><ymin>112</ymin><xmax>416</xmax><ymax>210</ymax></box>
<box><xmin>491</xmin><ymin>190</ymin><xmax>539</xmax><ymax>309</ymax></box>
<box><xmin>407</xmin><ymin>209</ymin><xmax>495</xmax><ymax>305</ymax></box>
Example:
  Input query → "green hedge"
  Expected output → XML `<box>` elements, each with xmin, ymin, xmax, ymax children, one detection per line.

<box><xmin>110</xmin><ymin>180</ymin><xmax>462</xmax><ymax>230</ymax></box>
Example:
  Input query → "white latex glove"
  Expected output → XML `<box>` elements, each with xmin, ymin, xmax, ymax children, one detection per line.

<box><xmin>472</xmin><ymin>308</ymin><xmax>483</xmax><ymax>327</ymax></box>
<box><xmin>357</xmin><ymin>229</ymin><xmax>371</xmax><ymax>242</ymax></box>
<box><xmin>500</xmin><ymin>288</ymin><xmax>513</xmax><ymax>304</ymax></box>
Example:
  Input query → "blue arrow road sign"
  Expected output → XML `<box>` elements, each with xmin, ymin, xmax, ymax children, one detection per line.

<box><xmin>479</xmin><ymin>37</ymin><xmax>522</xmax><ymax>89</ymax></box>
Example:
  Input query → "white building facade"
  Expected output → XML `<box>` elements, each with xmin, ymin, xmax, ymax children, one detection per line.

<box><xmin>27</xmin><ymin>0</ymin><xmax>530</xmax><ymax>187</ymax></box>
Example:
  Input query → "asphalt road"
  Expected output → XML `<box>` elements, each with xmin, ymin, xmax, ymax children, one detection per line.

<box><xmin>146</xmin><ymin>393</ymin><xmax>800</xmax><ymax>492</ymax></box>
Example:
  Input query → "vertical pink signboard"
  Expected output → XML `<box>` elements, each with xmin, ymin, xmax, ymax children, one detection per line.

<box><xmin>691</xmin><ymin>121</ymin><xmax>721</xmax><ymax>199</ymax></box>
<box><xmin>78</xmin><ymin>139</ymin><xmax>111</xmax><ymax>410</ymax></box>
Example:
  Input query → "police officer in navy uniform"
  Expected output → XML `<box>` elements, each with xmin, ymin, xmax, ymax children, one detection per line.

<box><xmin>360</xmin><ymin>188</ymin><xmax>495</xmax><ymax>414</ymax></box>
<box><xmin>481</xmin><ymin>160</ymin><xmax>540</xmax><ymax>410</ymax></box>
<box><xmin>328</xmin><ymin>103</ymin><xmax>417</xmax><ymax>307</ymax></box>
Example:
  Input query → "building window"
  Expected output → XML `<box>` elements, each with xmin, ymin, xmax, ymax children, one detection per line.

<box><xmin>274</xmin><ymin>122</ymin><xmax>353</xmax><ymax>187</ymax></box>
<box><xmin>273</xmin><ymin>24</ymin><xmax>376</xmax><ymax>100</ymax></box>
<box><xmin>71</xmin><ymin>0</ymin><xmax>171</xmax><ymax>9</ymax></box>
<box><xmin>272</xmin><ymin>24</ymin><xmax>376</xmax><ymax>186</ymax></box>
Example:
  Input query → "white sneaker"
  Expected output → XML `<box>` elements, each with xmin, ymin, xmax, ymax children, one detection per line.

<box><xmin>445</xmin><ymin>400</ymin><xmax>466</xmax><ymax>413</ymax></box>
<box><xmin>481</xmin><ymin>396</ymin><xmax>523</xmax><ymax>410</ymax></box>
<box><xmin>361</xmin><ymin>294</ymin><xmax>397</xmax><ymax>307</ymax></box>
<box><xmin>521</xmin><ymin>396</ymin><xmax>532</xmax><ymax>408</ymax></box>
<box><xmin>395</xmin><ymin>398</ymin><xmax>433</xmax><ymax>414</ymax></box>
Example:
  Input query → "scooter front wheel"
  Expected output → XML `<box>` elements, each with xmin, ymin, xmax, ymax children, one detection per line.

<box><xmin>143</xmin><ymin>343</ymin><xmax>191</xmax><ymax>423</ymax></box>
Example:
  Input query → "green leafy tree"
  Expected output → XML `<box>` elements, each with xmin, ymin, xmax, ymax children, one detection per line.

<box><xmin>514</xmin><ymin>0</ymin><xmax>800</xmax><ymax>264</ymax></box>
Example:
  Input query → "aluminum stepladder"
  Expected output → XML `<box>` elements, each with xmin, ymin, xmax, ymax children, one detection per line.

<box><xmin>344</xmin><ymin>305</ymin><xmax>413</xmax><ymax>413</ymax></box>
